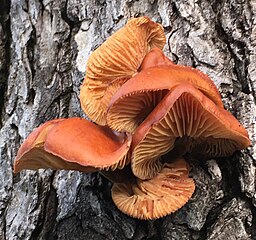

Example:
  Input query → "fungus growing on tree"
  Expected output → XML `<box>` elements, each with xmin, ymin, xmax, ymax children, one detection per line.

<box><xmin>111</xmin><ymin>158</ymin><xmax>195</xmax><ymax>220</ymax></box>
<box><xmin>130</xmin><ymin>84</ymin><xmax>251</xmax><ymax>180</ymax></box>
<box><xmin>13</xmin><ymin>16</ymin><xmax>251</xmax><ymax>221</ymax></box>
<box><xmin>80</xmin><ymin>16</ymin><xmax>166</xmax><ymax>125</ymax></box>
<box><xmin>14</xmin><ymin>118</ymin><xmax>131</xmax><ymax>173</ymax></box>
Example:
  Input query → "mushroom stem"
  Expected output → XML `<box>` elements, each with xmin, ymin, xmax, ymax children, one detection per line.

<box><xmin>100</xmin><ymin>166</ymin><xmax>136</xmax><ymax>184</ymax></box>
<box><xmin>160</xmin><ymin>136</ymin><xmax>194</xmax><ymax>164</ymax></box>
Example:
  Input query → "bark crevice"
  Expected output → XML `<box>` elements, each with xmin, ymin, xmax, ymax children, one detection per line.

<box><xmin>0</xmin><ymin>0</ymin><xmax>11</xmax><ymax>127</ymax></box>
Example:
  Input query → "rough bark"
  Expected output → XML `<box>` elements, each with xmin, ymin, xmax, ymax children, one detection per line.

<box><xmin>0</xmin><ymin>0</ymin><xmax>255</xmax><ymax>239</ymax></box>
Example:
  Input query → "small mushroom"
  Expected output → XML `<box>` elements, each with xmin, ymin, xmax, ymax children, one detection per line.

<box><xmin>80</xmin><ymin>16</ymin><xmax>166</xmax><ymax>125</ymax></box>
<box><xmin>107</xmin><ymin>62</ymin><xmax>223</xmax><ymax>133</ymax></box>
<box><xmin>14</xmin><ymin>118</ymin><xmax>132</xmax><ymax>173</ymax></box>
<box><xmin>131</xmin><ymin>84</ymin><xmax>251</xmax><ymax>180</ymax></box>
<box><xmin>111</xmin><ymin>158</ymin><xmax>195</xmax><ymax>220</ymax></box>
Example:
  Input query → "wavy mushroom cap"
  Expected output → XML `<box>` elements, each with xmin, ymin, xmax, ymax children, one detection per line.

<box><xmin>107</xmin><ymin>65</ymin><xmax>223</xmax><ymax>133</ymax></box>
<box><xmin>111</xmin><ymin>158</ymin><xmax>195</xmax><ymax>220</ymax></box>
<box><xmin>80</xmin><ymin>16</ymin><xmax>166</xmax><ymax>125</ymax></box>
<box><xmin>139</xmin><ymin>47</ymin><xmax>175</xmax><ymax>70</ymax></box>
<box><xmin>131</xmin><ymin>84</ymin><xmax>251</xmax><ymax>180</ymax></box>
<box><xmin>14</xmin><ymin>118</ymin><xmax>132</xmax><ymax>173</ymax></box>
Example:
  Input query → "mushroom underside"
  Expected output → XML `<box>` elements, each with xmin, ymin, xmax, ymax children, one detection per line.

<box><xmin>107</xmin><ymin>90</ymin><xmax>169</xmax><ymax>133</ymax></box>
<box><xmin>131</xmin><ymin>84</ymin><xmax>250</xmax><ymax>180</ymax></box>
<box><xmin>107</xmin><ymin>65</ymin><xmax>224</xmax><ymax>132</ymax></box>
<box><xmin>80</xmin><ymin>17</ymin><xmax>166</xmax><ymax>125</ymax></box>
<box><xmin>111</xmin><ymin>158</ymin><xmax>195</xmax><ymax>220</ymax></box>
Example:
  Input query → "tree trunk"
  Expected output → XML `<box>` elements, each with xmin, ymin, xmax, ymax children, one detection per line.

<box><xmin>0</xmin><ymin>0</ymin><xmax>255</xmax><ymax>239</ymax></box>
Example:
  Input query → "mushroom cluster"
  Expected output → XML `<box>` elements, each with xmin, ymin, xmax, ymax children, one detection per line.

<box><xmin>14</xmin><ymin>17</ymin><xmax>251</xmax><ymax>220</ymax></box>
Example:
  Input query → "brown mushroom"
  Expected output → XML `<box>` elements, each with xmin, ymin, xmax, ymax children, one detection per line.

<box><xmin>14</xmin><ymin>118</ymin><xmax>132</xmax><ymax>173</ymax></box>
<box><xmin>130</xmin><ymin>83</ymin><xmax>251</xmax><ymax>180</ymax></box>
<box><xmin>111</xmin><ymin>158</ymin><xmax>195</xmax><ymax>220</ymax></box>
<box><xmin>80</xmin><ymin>16</ymin><xmax>166</xmax><ymax>125</ymax></box>
<box><xmin>107</xmin><ymin>63</ymin><xmax>223</xmax><ymax>133</ymax></box>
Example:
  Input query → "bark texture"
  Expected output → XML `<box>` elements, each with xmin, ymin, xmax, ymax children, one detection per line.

<box><xmin>0</xmin><ymin>0</ymin><xmax>256</xmax><ymax>239</ymax></box>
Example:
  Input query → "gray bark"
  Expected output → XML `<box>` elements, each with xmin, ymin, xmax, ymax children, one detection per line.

<box><xmin>0</xmin><ymin>0</ymin><xmax>255</xmax><ymax>239</ymax></box>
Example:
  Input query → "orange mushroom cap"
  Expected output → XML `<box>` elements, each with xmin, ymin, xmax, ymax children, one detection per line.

<box><xmin>111</xmin><ymin>158</ymin><xmax>195</xmax><ymax>220</ymax></box>
<box><xmin>80</xmin><ymin>16</ymin><xmax>166</xmax><ymax>125</ymax></box>
<box><xmin>107</xmin><ymin>64</ymin><xmax>223</xmax><ymax>133</ymax></box>
<box><xmin>14</xmin><ymin>118</ymin><xmax>132</xmax><ymax>173</ymax></box>
<box><xmin>139</xmin><ymin>47</ymin><xmax>175</xmax><ymax>70</ymax></box>
<box><xmin>131</xmin><ymin>84</ymin><xmax>251</xmax><ymax>180</ymax></box>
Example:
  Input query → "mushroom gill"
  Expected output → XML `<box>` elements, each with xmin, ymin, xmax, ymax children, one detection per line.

<box><xmin>14</xmin><ymin>118</ymin><xmax>132</xmax><ymax>173</ymax></box>
<box><xmin>111</xmin><ymin>158</ymin><xmax>195</xmax><ymax>220</ymax></box>
<box><xmin>80</xmin><ymin>16</ymin><xmax>166</xmax><ymax>125</ymax></box>
<box><xmin>131</xmin><ymin>84</ymin><xmax>251</xmax><ymax>180</ymax></box>
<box><xmin>107</xmin><ymin>64</ymin><xmax>223</xmax><ymax>133</ymax></box>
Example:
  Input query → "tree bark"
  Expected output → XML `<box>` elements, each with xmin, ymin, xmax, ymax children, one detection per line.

<box><xmin>0</xmin><ymin>0</ymin><xmax>255</xmax><ymax>239</ymax></box>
